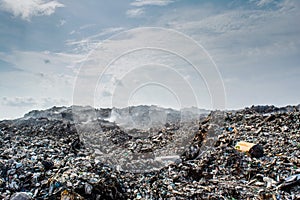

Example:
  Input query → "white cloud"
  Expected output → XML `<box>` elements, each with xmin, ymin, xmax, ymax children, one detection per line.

<box><xmin>66</xmin><ymin>27</ymin><xmax>124</xmax><ymax>53</ymax></box>
<box><xmin>277</xmin><ymin>0</ymin><xmax>299</xmax><ymax>12</ymax></box>
<box><xmin>1</xmin><ymin>96</ymin><xmax>68</xmax><ymax>108</ymax></box>
<box><xmin>0</xmin><ymin>96</ymin><xmax>69</xmax><ymax>119</ymax></box>
<box><xmin>126</xmin><ymin>0</ymin><xmax>174</xmax><ymax>19</ymax></box>
<box><xmin>0</xmin><ymin>0</ymin><xmax>64</xmax><ymax>21</ymax></box>
<box><xmin>251</xmin><ymin>0</ymin><xmax>274</xmax><ymax>7</ymax></box>
<box><xmin>0</xmin><ymin>65</ymin><xmax>74</xmax><ymax>119</ymax></box>
<box><xmin>71</xmin><ymin>27</ymin><xmax>222</xmax><ymax>109</ymax></box>
<box><xmin>156</xmin><ymin>2</ymin><xmax>300</xmax><ymax>58</ymax></box>
<box><xmin>135</xmin><ymin>0</ymin><xmax>300</xmax><ymax>109</ymax></box>
<box><xmin>126</xmin><ymin>8</ymin><xmax>145</xmax><ymax>17</ymax></box>
<box><xmin>131</xmin><ymin>0</ymin><xmax>174</xmax><ymax>7</ymax></box>
<box><xmin>0</xmin><ymin>50</ymin><xmax>81</xmax><ymax>119</ymax></box>
<box><xmin>0</xmin><ymin>50</ymin><xmax>84</xmax><ymax>74</ymax></box>
<box><xmin>79</xmin><ymin>24</ymin><xmax>96</xmax><ymax>30</ymax></box>
<box><xmin>89</xmin><ymin>27</ymin><xmax>124</xmax><ymax>39</ymax></box>
<box><xmin>2</xmin><ymin>97</ymin><xmax>37</xmax><ymax>107</ymax></box>
<box><xmin>40</xmin><ymin>97</ymin><xmax>69</xmax><ymax>107</ymax></box>
<box><xmin>69</xmin><ymin>30</ymin><xmax>76</xmax><ymax>35</ymax></box>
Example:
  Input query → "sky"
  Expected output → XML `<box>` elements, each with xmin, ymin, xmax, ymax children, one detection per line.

<box><xmin>0</xmin><ymin>0</ymin><xmax>299</xmax><ymax>119</ymax></box>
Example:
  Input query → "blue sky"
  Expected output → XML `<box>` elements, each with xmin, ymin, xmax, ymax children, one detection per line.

<box><xmin>0</xmin><ymin>0</ymin><xmax>299</xmax><ymax>119</ymax></box>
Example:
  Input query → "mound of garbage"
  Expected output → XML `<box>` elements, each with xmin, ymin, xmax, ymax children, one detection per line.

<box><xmin>0</xmin><ymin>105</ymin><xmax>299</xmax><ymax>199</ymax></box>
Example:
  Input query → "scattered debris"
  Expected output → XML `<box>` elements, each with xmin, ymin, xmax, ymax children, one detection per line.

<box><xmin>0</xmin><ymin>105</ymin><xmax>299</xmax><ymax>199</ymax></box>
<box><xmin>249</xmin><ymin>144</ymin><xmax>264</xmax><ymax>158</ymax></box>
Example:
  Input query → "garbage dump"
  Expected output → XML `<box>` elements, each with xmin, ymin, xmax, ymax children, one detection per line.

<box><xmin>0</xmin><ymin>105</ymin><xmax>299</xmax><ymax>199</ymax></box>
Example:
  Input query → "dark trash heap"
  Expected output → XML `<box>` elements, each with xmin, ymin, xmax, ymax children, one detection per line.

<box><xmin>0</xmin><ymin>105</ymin><xmax>299</xmax><ymax>200</ymax></box>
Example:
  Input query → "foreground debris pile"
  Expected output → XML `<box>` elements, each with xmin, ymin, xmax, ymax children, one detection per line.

<box><xmin>0</xmin><ymin>105</ymin><xmax>299</xmax><ymax>199</ymax></box>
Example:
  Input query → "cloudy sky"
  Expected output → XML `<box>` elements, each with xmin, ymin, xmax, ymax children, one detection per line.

<box><xmin>0</xmin><ymin>0</ymin><xmax>299</xmax><ymax>119</ymax></box>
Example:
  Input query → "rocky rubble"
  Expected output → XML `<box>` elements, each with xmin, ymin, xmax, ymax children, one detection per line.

<box><xmin>0</xmin><ymin>105</ymin><xmax>299</xmax><ymax>199</ymax></box>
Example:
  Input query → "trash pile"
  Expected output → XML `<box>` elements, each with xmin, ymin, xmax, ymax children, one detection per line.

<box><xmin>0</xmin><ymin>105</ymin><xmax>299</xmax><ymax>199</ymax></box>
